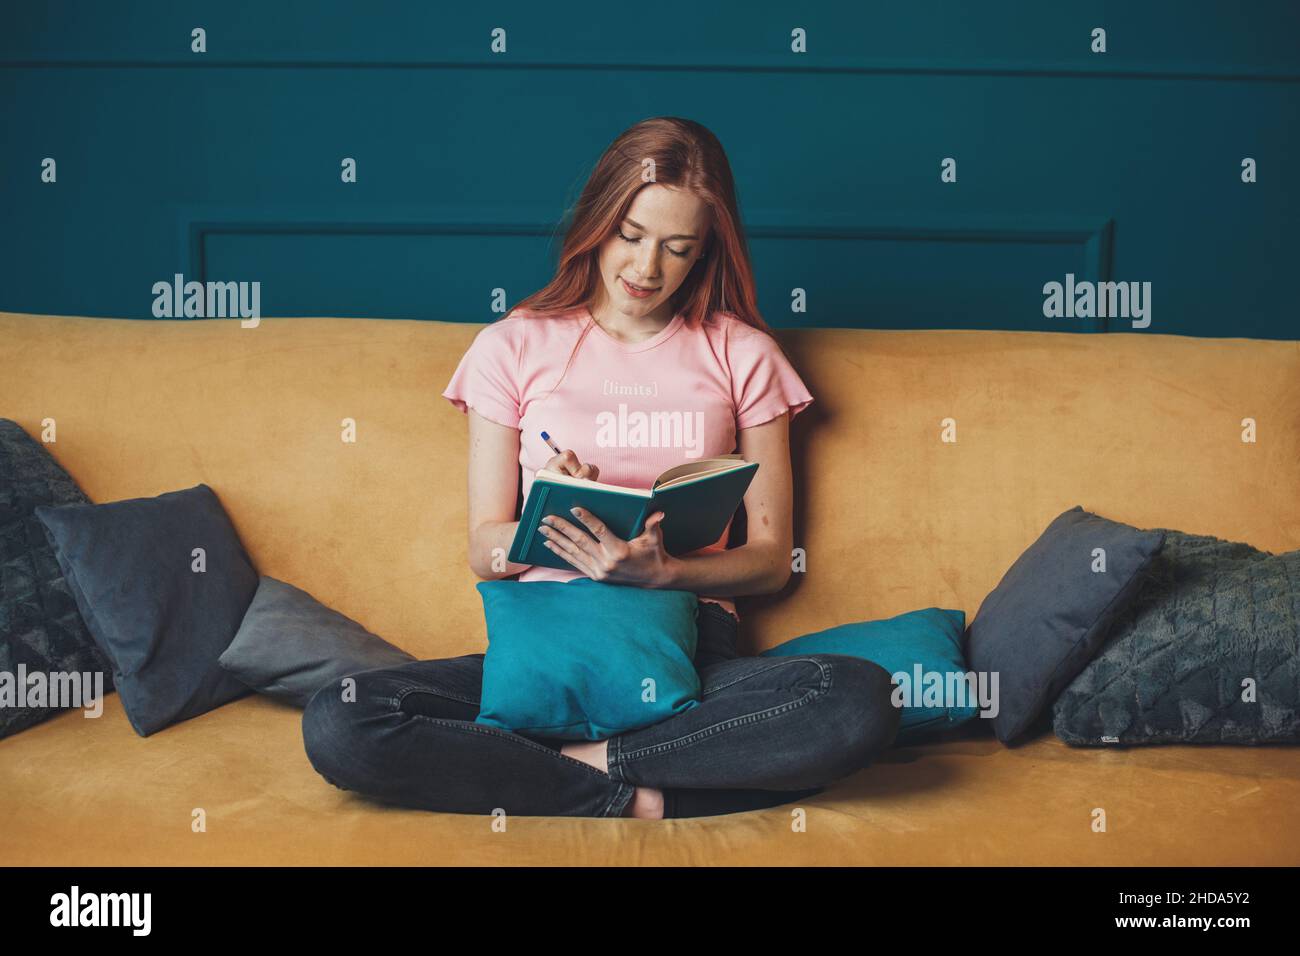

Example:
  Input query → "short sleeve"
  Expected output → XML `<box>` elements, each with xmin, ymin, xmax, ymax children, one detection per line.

<box><xmin>729</xmin><ymin>323</ymin><xmax>815</xmax><ymax>429</ymax></box>
<box><xmin>441</xmin><ymin>320</ymin><xmax>522</xmax><ymax>429</ymax></box>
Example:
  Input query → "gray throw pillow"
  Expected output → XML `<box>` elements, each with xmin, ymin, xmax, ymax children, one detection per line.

<box><xmin>219</xmin><ymin>576</ymin><xmax>414</xmax><ymax>707</ymax></box>
<box><xmin>35</xmin><ymin>483</ymin><xmax>257</xmax><ymax>736</ymax></box>
<box><xmin>0</xmin><ymin>419</ymin><xmax>115</xmax><ymax>738</ymax></box>
<box><xmin>965</xmin><ymin>506</ymin><xmax>1166</xmax><ymax>746</ymax></box>
<box><xmin>1053</xmin><ymin>531</ymin><xmax>1300</xmax><ymax>745</ymax></box>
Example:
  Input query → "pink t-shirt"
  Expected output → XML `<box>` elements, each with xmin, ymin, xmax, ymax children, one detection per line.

<box><xmin>441</xmin><ymin>305</ymin><xmax>814</xmax><ymax>622</ymax></box>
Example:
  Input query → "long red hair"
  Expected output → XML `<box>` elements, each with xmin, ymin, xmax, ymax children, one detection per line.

<box><xmin>509</xmin><ymin>117</ymin><xmax>776</xmax><ymax>339</ymax></box>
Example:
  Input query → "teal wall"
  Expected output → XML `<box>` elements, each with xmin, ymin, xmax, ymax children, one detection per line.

<box><xmin>1</xmin><ymin>1</ymin><xmax>1296</xmax><ymax>337</ymax></box>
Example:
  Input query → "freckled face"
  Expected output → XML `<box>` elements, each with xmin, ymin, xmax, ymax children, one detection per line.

<box><xmin>593</xmin><ymin>184</ymin><xmax>710</xmax><ymax>324</ymax></box>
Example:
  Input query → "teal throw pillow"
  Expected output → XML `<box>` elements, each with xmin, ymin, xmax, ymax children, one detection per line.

<box><xmin>474</xmin><ymin>578</ymin><xmax>701</xmax><ymax>740</ymax></box>
<box><xmin>761</xmin><ymin>607</ymin><xmax>979</xmax><ymax>744</ymax></box>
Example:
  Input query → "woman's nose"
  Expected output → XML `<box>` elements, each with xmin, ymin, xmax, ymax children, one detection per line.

<box><xmin>634</xmin><ymin>247</ymin><xmax>661</xmax><ymax>280</ymax></box>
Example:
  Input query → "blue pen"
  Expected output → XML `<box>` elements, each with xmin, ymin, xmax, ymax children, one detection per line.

<box><xmin>540</xmin><ymin>431</ymin><xmax>582</xmax><ymax>531</ymax></box>
<box><xmin>542</xmin><ymin>431</ymin><xmax>596</xmax><ymax>487</ymax></box>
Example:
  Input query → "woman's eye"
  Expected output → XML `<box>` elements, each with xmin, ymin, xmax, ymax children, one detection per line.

<box><xmin>618</xmin><ymin>230</ymin><xmax>690</xmax><ymax>259</ymax></box>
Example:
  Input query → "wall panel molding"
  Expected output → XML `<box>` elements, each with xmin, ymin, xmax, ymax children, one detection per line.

<box><xmin>180</xmin><ymin>209</ymin><xmax>1115</xmax><ymax>330</ymax></box>
<box><xmin>4</xmin><ymin>59</ymin><xmax>1297</xmax><ymax>83</ymax></box>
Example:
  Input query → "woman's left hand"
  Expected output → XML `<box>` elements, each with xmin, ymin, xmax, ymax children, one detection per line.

<box><xmin>538</xmin><ymin>507</ymin><xmax>676</xmax><ymax>587</ymax></box>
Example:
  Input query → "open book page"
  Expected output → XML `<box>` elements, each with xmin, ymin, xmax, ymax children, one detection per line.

<box><xmin>532</xmin><ymin>468</ymin><xmax>654</xmax><ymax>498</ymax></box>
<box><xmin>534</xmin><ymin>454</ymin><xmax>751</xmax><ymax>496</ymax></box>
<box><xmin>652</xmin><ymin>455</ymin><xmax>751</xmax><ymax>491</ymax></box>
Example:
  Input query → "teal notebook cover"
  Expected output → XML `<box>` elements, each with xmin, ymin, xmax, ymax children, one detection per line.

<box><xmin>508</xmin><ymin>456</ymin><xmax>759</xmax><ymax>571</ymax></box>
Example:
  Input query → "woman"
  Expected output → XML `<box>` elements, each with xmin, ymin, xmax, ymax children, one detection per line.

<box><xmin>302</xmin><ymin>117</ymin><xmax>900</xmax><ymax>819</ymax></box>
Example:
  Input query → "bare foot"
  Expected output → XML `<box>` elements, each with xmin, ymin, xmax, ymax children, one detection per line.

<box><xmin>560</xmin><ymin>740</ymin><xmax>664</xmax><ymax>819</ymax></box>
<box><xmin>561</xmin><ymin>739</ymin><xmax>609</xmax><ymax>772</ymax></box>
<box><xmin>624</xmin><ymin>786</ymin><xmax>665</xmax><ymax>819</ymax></box>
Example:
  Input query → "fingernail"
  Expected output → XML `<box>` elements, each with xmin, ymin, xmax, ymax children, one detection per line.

<box><xmin>570</xmin><ymin>507</ymin><xmax>581</xmax><ymax>515</ymax></box>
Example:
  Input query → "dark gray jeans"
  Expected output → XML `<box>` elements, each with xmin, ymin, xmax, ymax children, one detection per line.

<box><xmin>302</xmin><ymin>600</ymin><xmax>900</xmax><ymax>818</ymax></box>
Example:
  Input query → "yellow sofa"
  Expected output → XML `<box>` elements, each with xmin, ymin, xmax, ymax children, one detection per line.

<box><xmin>1</xmin><ymin>310</ymin><xmax>1297</xmax><ymax>866</ymax></box>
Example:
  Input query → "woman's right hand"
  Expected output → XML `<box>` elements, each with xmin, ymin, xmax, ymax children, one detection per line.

<box><xmin>542</xmin><ymin>449</ymin><xmax>599</xmax><ymax>482</ymax></box>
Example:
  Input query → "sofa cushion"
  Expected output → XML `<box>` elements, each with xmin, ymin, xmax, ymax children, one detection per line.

<box><xmin>474</xmin><ymin>578</ymin><xmax>701</xmax><ymax>740</ymax></box>
<box><xmin>1053</xmin><ymin>531</ymin><xmax>1300</xmax><ymax>745</ymax></box>
<box><xmin>759</xmin><ymin>607</ymin><xmax>979</xmax><ymax>744</ymax></box>
<box><xmin>965</xmin><ymin>506</ymin><xmax>1166</xmax><ymax>746</ymax></box>
<box><xmin>35</xmin><ymin>483</ymin><xmax>257</xmax><ymax>736</ymax></box>
<box><xmin>219</xmin><ymin>576</ymin><xmax>415</xmax><ymax>707</ymax></box>
<box><xmin>0</xmin><ymin>419</ymin><xmax>115</xmax><ymax>739</ymax></box>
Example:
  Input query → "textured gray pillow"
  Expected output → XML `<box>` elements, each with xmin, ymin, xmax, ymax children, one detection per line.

<box><xmin>219</xmin><ymin>576</ymin><xmax>414</xmax><ymax>707</ymax></box>
<box><xmin>1</xmin><ymin>419</ymin><xmax>116</xmax><ymax>739</ymax></box>
<box><xmin>1053</xmin><ymin>531</ymin><xmax>1300</xmax><ymax>745</ymax></box>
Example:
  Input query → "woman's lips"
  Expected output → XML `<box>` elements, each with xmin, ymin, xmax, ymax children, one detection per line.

<box><xmin>620</xmin><ymin>277</ymin><xmax>657</xmax><ymax>298</ymax></box>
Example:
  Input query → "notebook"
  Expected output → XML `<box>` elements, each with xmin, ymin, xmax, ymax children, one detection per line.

<box><xmin>508</xmin><ymin>454</ymin><xmax>760</xmax><ymax>571</ymax></box>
